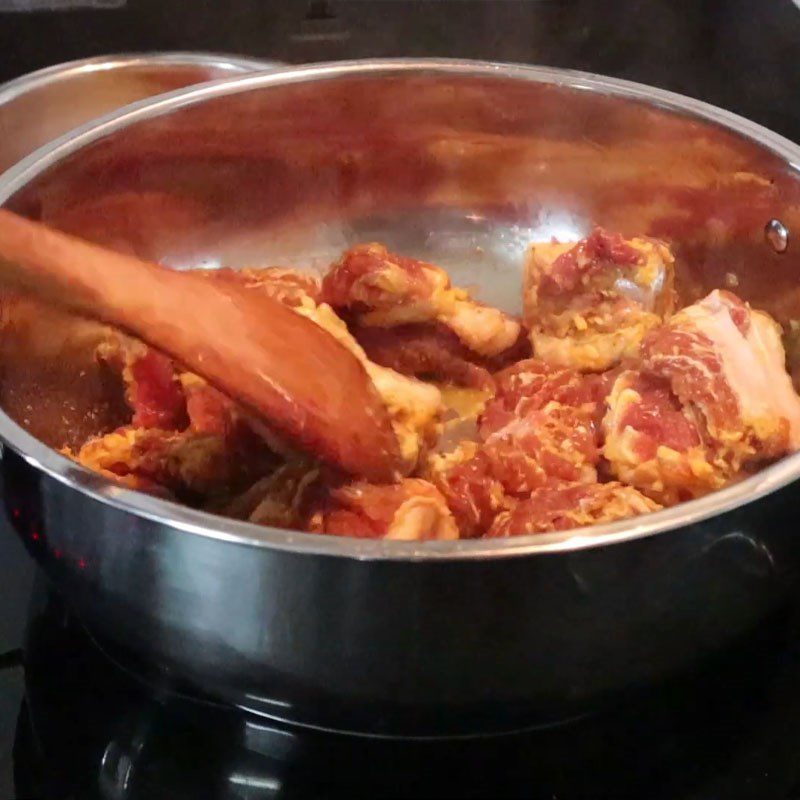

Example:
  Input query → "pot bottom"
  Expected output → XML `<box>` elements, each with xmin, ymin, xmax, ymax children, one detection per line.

<box><xmin>71</xmin><ymin>602</ymin><xmax>793</xmax><ymax>740</ymax></box>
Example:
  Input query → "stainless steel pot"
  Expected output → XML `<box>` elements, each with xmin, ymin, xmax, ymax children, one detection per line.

<box><xmin>1</xmin><ymin>59</ymin><xmax>800</xmax><ymax>737</ymax></box>
<box><xmin>0</xmin><ymin>52</ymin><xmax>275</xmax><ymax>173</ymax></box>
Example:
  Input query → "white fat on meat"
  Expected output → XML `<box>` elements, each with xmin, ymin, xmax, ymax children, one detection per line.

<box><xmin>680</xmin><ymin>290</ymin><xmax>800</xmax><ymax>449</ymax></box>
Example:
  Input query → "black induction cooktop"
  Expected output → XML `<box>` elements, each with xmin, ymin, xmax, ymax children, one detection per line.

<box><xmin>4</xmin><ymin>582</ymin><xmax>800</xmax><ymax>799</ymax></box>
<box><xmin>3</xmin><ymin>1</ymin><xmax>800</xmax><ymax>797</ymax></box>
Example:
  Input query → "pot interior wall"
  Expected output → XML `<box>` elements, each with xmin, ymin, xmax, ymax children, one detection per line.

<box><xmin>2</xmin><ymin>69</ymin><xmax>800</xmax><ymax>451</ymax></box>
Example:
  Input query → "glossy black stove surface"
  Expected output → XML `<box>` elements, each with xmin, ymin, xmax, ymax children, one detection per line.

<box><xmin>1</xmin><ymin>587</ymin><xmax>800</xmax><ymax>799</ymax></box>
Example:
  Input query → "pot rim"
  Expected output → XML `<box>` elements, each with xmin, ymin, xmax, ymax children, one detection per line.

<box><xmin>0</xmin><ymin>51</ymin><xmax>276</xmax><ymax>104</ymax></box>
<box><xmin>1</xmin><ymin>57</ymin><xmax>799</xmax><ymax>562</ymax></box>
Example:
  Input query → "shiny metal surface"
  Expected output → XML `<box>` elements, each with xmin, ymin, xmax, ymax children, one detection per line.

<box><xmin>766</xmin><ymin>218</ymin><xmax>790</xmax><ymax>253</ymax></box>
<box><xmin>0</xmin><ymin>52</ymin><xmax>276</xmax><ymax>173</ymax></box>
<box><xmin>1</xmin><ymin>60</ymin><xmax>800</xmax><ymax>734</ymax></box>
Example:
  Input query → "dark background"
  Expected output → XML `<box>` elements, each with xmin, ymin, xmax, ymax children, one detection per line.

<box><xmin>1</xmin><ymin>0</ymin><xmax>799</xmax><ymax>140</ymax></box>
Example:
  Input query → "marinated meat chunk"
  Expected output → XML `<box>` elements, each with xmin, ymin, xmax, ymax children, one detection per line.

<box><xmin>524</xmin><ymin>229</ymin><xmax>675</xmax><ymax>371</ymax></box>
<box><xmin>65</xmin><ymin>425</ymin><xmax>275</xmax><ymax>498</ymax></box>
<box><xmin>179</xmin><ymin>373</ymin><xmax>239</xmax><ymax>436</ymax></box>
<box><xmin>483</xmin><ymin>403</ymin><xmax>600</xmax><ymax>487</ymax></box>
<box><xmin>320</xmin><ymin>243</ymin><xmax>524</xmax><ymax>385</ymax></box>
<box><xmin>430</xmin><ymin>405</ymin><xmax>600</xmax><ymax>537</ymax></box>
<box><xmin>487</xmin><ymin>482</ymin><xmax>661</xmax><ymax>537</ymax></box>
<box><xmin>480</xmin><ymin>358</ymin><xmax>614</xmax><ymax>437</ymax></box>
<box><xmin>642</xmin><ymin>289</ymin><xmax>800</xmax><ymax>467</ymax></box>
<box><xmin>322</xmin><ymin>243</ymin><xmax>520</xmax><ymax>356</ymax></box>
<box><xmin>309</xmin><ymin>478</ymin><xmax>459</xmax><ymax>540</ymax></box>
<box><xmin>604</xmin><ymin>290</ymin><xmax>800</xmax><ymax>502</ymax></box>
<box><xmin>96</xmin><ymin>333</ymin><xmax>278</xmax><ymax>464</ymax></box>
<box><xmin>426</xmin><ymin>442</ymin><xmax>507</xmax><ymax>538</ymax></box>
<box><xmin>429</xmin><ymin>359</ymin><xmax>611</xmax><ymax>536</ymax></box>
<box><xmin>351</xmin><ymin>322</ymin><xmax>499</xmax><ymax>391</ymax></box>
<box><xmin>602</xmin><ymin>371</ymin><xmax>724</xmax><ymax>504</ymax></box>
<box><xmin>96</xmin><ymin>334</ymin><xmax>187</xmax><ymax>430</ymax></box>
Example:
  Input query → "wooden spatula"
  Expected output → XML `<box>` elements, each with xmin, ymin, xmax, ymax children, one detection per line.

<box><xmin>0</xmin><ymin>209</ymin><xmax>403</xmax><ymax>482</ymax></box>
